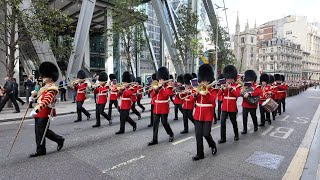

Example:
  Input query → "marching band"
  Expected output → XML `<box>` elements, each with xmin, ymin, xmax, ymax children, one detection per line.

<box><xmin>9</xmin><ymin>63</ymin><xmax>310</xmax><ymax>161</ymax></box>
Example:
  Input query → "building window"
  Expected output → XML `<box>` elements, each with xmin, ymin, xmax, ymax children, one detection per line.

<box><xmin>270</xmin><ymin>64</ymin><xmax>274</xmax><ymax>70</ymax></box>
<box><xmin>251</xmin><ymin>37</ymin><xmax>254</xmax><ymax>43</ymax></box>
<box><xmin>241</xmin><ymin>37</ymin><xmax>245</xmax><ymax>43</ymax></box>
<box><xmin>286</xmin><ymin>30</ymin><xmax>292</xmax><ymax>35</ymax></box>
<box><xmin>271</xmin><ymin>55</ymin><xmax>274</xmax><ymax>60</ymax></box>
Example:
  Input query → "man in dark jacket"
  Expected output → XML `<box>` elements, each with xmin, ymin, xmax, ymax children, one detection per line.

<box><xmin>13</xmin><ymin>78</ymin><xmax>25</xmax><ymax>105</ymax></box>
<box><xmin>0</xmin><ymin>76</ymin><xmax>20</xmax><ymax>113</ymax></box>
<box><xmin>25</xmin><ymin>75</ymin><xmax>35</xmax><ymax>107</ymax></box>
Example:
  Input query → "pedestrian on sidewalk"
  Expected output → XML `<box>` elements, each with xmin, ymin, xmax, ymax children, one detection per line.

<box><xmin>13</xmin><ymin>78</ymin><xmax>25</xmax><ymax>105</ymax></box>
<box><xmin>58</xmin><ymin>77</ymin><xmax>67</xmax><ymax>102</ymax></box>
<box><xmin>0</xmin><ymin>76</ymin><xmax>20</xmax><ymax>113</ymax></box>
<box><xmin>24</xmin><ymin>75</ymin><xmax>35</xmax><ymax>108</ymax></box>
<box><xmin>29</xmin><ymin>62</ymin><xmax>64</xmax><ymax>157</ymax></box>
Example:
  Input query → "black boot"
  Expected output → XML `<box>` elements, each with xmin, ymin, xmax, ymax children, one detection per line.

<box><xmin>180</xmin><ymin>130</ymin><xmax>189</xmax><ymax>134</ymax></box>
<box><xmin>57</xmin><ymin>139</ymin><xmax>65</xmax><ymax>151</ymax></box>
<box><xmin>211</xmin><ymin>142</ymin><xmax>217</xmax><ymax>155</ymax></box>
<box><xmin>115</xmin><ymin>131</ymin><xmax>124</xmax><ymax>135</ymax></box>
<box><xmin>258</xmin><ymin>123</ymin><xmax>265</xmax><ymax>127</ymax></box>
<box><xmin>241</xmin><ymin>130</ymin><xmax>247</xmax><ymax>134</ymax></box>
<box><xmin>234</xmin><ymin>136</ymin><xmax>239</xmax><ymax>141</ymax></box>
<box><xmin>92</xmin><ymin>124</ymin><xmax>101</xmax><ymax>128</ymax></box>
<box><xmin>74</xmin><ymin>120</ymin><xmax>81</xmax><ymax>123</ymax></box>
<box><xmin>148</xmin><ymin>140</ymin><xmax>158</xmax><ymax>146</ymax></box>
<box><xmin>218</xmin><ymin>139</ymin><xmax>226</xmax><ymax>144</ymax></box>
<box><xmin>192</xmin><ymin>155</ymin><xmax>204</xmax><ymax>161</ymax></box>
<box><xmin>169</xmin><ymin>135</ymin><xmax>174</xmax><ymax>142</ymax></box>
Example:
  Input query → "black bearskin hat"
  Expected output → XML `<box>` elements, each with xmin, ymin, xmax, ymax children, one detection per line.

<box><xmin>260</xmin><ymin>73</ymin><xmax>269</xmax><ymax>84</ymax></box>
<box><xmin>170</xmin><ymin>74</ymin><xmax>173</xmax><ymax>80</ymax></box>
<box><xmin>183</xmin><ymin>73</ymin><xmax>193</xmax><ymax>85</ymax></box>
<box><xmin>269</xmin><ymin>75</ymin><xmax>275</xmax><ymax>84</ymax></box>
<box><xmin>77</xmin><ymin>70</ymin><xmax>86</xmax><ymax>79</ymax></box>
<box><xmin>281</xmin><ymin>75</ymin><xmax>285</xmax><ymax>82</ymax></box>
<box><xmin>223</xmin><ymin>65</ymin><xmax>238</xmax><ymax>80</ymax></box>
<box><xmin>109</xmin><ymin>73</ymin><xmax>116</xmax><ymax>80</ymax></box>
<box><xmin>157</xmin><ymin>67</ymin><xmax>169</xmax><ymax>80</ymax></box>
<box><xmin>131</xmin><ymin>74</ymin><xmax>135</xmax><ymax>82</ymax></box>
<box><xmin>39</xmin><ymin>62</ymin><xmax>59</xmax><ymax>82</ymax></box>
<box><xmin>98</xmin><ymin>72</ymin><xmax>108</xmax><ymax>82</ymax></box>
<box><xmin>177</xmin><ymin>74</ymin><xmax>184</xmax><ymax>83</ymax></box>
<box><xmin>218</xmin><ymin>74</ymin><xmax>224</xmax><ymax>80</ymax></box>
<box><xmin>244</xmin><ymin>70</ymin><xmax>257</xmax><ymax>82</ymax></box>
<box><xmin>198</xmin><ymin>64</ymin><xmax>214</xmax><ymax>83</ymax></box>
<box><xmin>152</xmin><ymin>73</ymin><xmax>157</xmax><ymax>81</ymax></box>
<box><xmin>135</xmin><ymin>77</ymin><xmax>141</xmax><ymax>84</ymax></box>
<box><xmin>122</xmin><ymin>71</ymin><xmax>132</xmax><ymax>83</ymax></box>
<box><xmin>192</xmin><ymin>73</ymin><xmax>197</xmax><ymax>78</ymax></box>
<box><xmin>274</xmin><ymin>74</ymin><xmax>282</xmax><ymax>81</ymax></box>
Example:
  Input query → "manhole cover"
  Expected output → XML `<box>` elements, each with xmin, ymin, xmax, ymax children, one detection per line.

<box><xmin>245</xmin><ymin>151</ymin><xmax>284</xmax><ymax>170</ymax></box>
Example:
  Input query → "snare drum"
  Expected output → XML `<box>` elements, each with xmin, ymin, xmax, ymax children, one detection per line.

<box><xmin>262</xmin><ymin>98</ymin><xmax>279</xmax><ymax>112</ymax></box>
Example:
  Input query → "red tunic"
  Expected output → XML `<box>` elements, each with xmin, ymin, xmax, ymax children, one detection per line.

<box><xmin>173</xmin><ymin>93</ymin><xmax>183</xmax><ymax>105</ymax></box>
<box><xmin>193</xmin><ymin>87</ymin><xmax>217</xmax><ymax>121</ymax></box>
<box><xmin>242</xmin><ymin>84</ymin><xmax>262</xmax><ymax>108</ymax></box>
<box><xmin>94</xmin><ymin>85</ymin><xmax>109</xmax><ymax>104</ymax></box>
<box><xmin>131</xmin><ymin>85</ymin><xmax>138</xmax><ymax>103</ymax></box>
<box><xmin>217</xmin><ymin>89</ymin><xmax>224</xmax><ymax>101</ymax></box>
<box><xmin>221</xmin><ymin>83</ymin><xmax>241</xmax><ymax>112</ymax></box>
<box><xmin>34</xmin><ymin>84</ymin><xmax>58</xmax><ymax>118</ymax></box>
<box><xmin>152</xmin><ymin>85</ymin><xmax>174</xmax><ymax>114</ymax></box>
<box><xmin>272</xmin><ymin>83</ymin><xmax>282</xmax><ymax>100</ymax></box>
<box><xmin>119</xmin><ymin>87</ymin><xmax>134</xmax><ymax>110</ymax></box>
<box><xmin>75</xmin><ymin>82</ymin><xmax>87</xmax><ymax>102</ymax></box>
<box><xmin>179</xmin><ymin>89</ymin><xmax>196</xmax><ymax>110</ymax></box>
<box><xmin>136</xmin><ymin>85</ymin><xmax>143</xmax><ymax>99</ymax></box>
<box><xmin>278</xmin><ymin>84</ymin><xmax>288</xmax><ymax>99</ymax></box>
<box><xmin>259</xmin><ymin>85</ymin><xmax>272</xmax><ymax>105</ymax></box>
<box><xmin>109</xmin><ymin>85</ymin><xmax>118</xmax><ymax>101</ymax></box>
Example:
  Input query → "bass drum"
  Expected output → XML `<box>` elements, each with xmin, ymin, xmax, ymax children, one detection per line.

<box><xmin>262</xmin><ymin>98</ymin><xmax>279</xmax><ymax>112</ymax></box>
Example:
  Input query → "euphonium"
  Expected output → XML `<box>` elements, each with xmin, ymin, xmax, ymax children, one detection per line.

<box><xmin>198</xmin><ymin>83</ymin><xmax>208</xmax><ymax>96</ymax></box>
<box><xmin>151</xmin><ymin>80</ymin><xmax>159</xmax><ymax>89</ymax></box>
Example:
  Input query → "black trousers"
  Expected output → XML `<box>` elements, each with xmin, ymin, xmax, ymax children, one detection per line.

<box><xmin>60</xmin><ymin>89</ymin><xmax>66</xmax><ymax>101</ymax></box>
<box><xmin>150</xmin><ymin>104</ymin><xmax>154</xmax><ymax>125</ymax></box>
<box><xmin>242</xmin><ymin>108</ymin><xmax>258</xmax><ymax>131</ymax></box>
<box><xmin>182</xmin><ymin>109</ymin><xmax>195</xmax><ymax>131</ymax></box>
<box><xmin>26</xmin><ymin>89</ymin><xmax>32</xmax><ymax>103</ymax></box>
<box><xmin>108</xmin><ymin>100</ymin><xmax>119</xmax><ymax>117</ymax></box>
<box><xmin>35</xmin><ymin>117</ymin><xmax>63</xmax><ymax>153</ymax></box>
<box><xmin>119</xmin><ymin>109</ymin><xmax>136</xmax><ymax>132</ymax></box>
<box><xmin>0</xmin><ymin>93</ymin><xmax>20</xmax><ymax>112</ymax></box>
<box><xmin>281</xmin><ymin>98</ymin><xmax>286</xmax><ymax>112</ymax></box>
<box><xmin>220</xmin><ymin>111</ymin><xmax>238</xmax><ymax>140</ymax></box>
<box><xmin>153</xmin><ymin>114</ymin><xmax>174</xmax><ymax>141</ymax></box>
<box><xmin>137</xmin><ymin>98</ymin><xmax>145</xmax><ymax>110</ymax></box>
<box><xmin>76</xmin><ymin>101</ymin><xmax>90</xmax><ymax>121</ymax></box>
<box><xmin>259</xmin><ymin>104</ymin><xmax>270</xmax><ymax>125</ymax></box>
<box><xmin>15</xmin><ymin>94</ymin><xmax>25</xmax><ymax>104</ymax></box>
<box><xmin>174</xmin><ymin>104</ymin><xmax>183</xmax><ymax>119</ymax></box>
<box><xmin>96</xmin><ymin>104</ymin><xmax>111</xmax><ymax>125</ymax></box>
<box><xmin>131</xmin><ymin>102</ymin><xmax>141</xmax><ymax>117</ymax></box>
<box><xmin>276</xmin><ymin>99</ymin><xmax>282</xmax><ymax>114</ymax></box>
<box><xmin>217</xmin><ymin>100</ymin><xmax>222</xmax><ymax>120</ymax></box>
<box><xmin>195</xmin><ymin>121</ymin><xmax>215</xmax><ymax>156</ymax></box>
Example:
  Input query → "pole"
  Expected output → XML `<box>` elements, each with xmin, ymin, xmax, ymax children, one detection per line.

<box><xmin>214</xmin><ymin>17</ymin><xmax>219</xmax><ymax>80</ymax></box>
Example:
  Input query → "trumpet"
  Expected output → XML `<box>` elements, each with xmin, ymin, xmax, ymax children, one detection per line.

<box><xmin>196</xmin><ymin>81</ymin><xmax>218</xmax><ymax>96</ymax></box>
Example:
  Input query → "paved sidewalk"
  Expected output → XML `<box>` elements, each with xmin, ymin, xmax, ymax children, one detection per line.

<box><xmin>0</xmin><ymin>97</ymin><xmax>152</xmax><ymax>122</ymax></box>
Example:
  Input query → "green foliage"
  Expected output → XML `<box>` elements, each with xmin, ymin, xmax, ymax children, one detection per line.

<box><xmin>0</xmin><ymin>0</ymin><xmax>72</xmax><ymax>77</ymax></box>
<box><xmin>110</xmin><ymin>0</ymin><xmax>147</xmax><ymax>72</ymax></box>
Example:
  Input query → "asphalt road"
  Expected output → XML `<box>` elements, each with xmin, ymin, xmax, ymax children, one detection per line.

<box><xmin>0</xmin><ymin>88</ymin><xmax>319</xmax><ymax>180</ymax></box>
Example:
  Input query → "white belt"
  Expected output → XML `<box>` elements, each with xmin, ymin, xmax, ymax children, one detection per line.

<box><xmin>155</xmin><ymin>100</ymin><xmax>169</xmax><ymax>103</ymax></box>
<box><xmin>277</xmin><ymin>91</ymin><xmax>285</xmax><ymax>92</ymax></box>
<box><xmin>196</xmin><ymin>103</ymin><xmax>213</xmax><ymax>107</ymax></box>
<box><xmin>98</xmin><ymin>93</ymin><xmax>107</xmax><ymax>96</ymax></box>
<box><xmin>132</xmin><ymin>93</ymin><xmax>137</xmax><ymax>95</ymax></box>
<box><xmin>185</xmin><ymin>99</ymin><xmax>190</xmax><ymax>101</ymax></box>
<box><xmin>110</xmin><ymin>92</ymin><xmax>118</xmax><ymax>95</ymax></box>
<box><xmin>121</xmin><ymin>98</ymin><xmax>131</xmax><ymax>101</ymax></box>
<box><xmin>224</xmin><ymin>97</ymin><xmax>236</xmax><ymax>100</ymax></box>
<box><xmin>77</xmin><ymin>91</ymin><xmax>85</xmax><ymax>94</ymax></box>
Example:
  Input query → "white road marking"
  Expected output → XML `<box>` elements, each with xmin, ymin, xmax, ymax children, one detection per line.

<box><xmin>262</xmin><ymin>126</ymin><xmax>274</xmax><ymax>136</ymax></box>
<box><xmin>211</xmin><ymin>125</ymin><xmax>221</xmax><ymax>130</ymax></box>
<box><xmin>269</xmin><ymin>127</ymin><xmax>294</xmax><ymax>139</ymax></box>
<box><xmin>280</xmin><ymin>116</ymin><xmax>290</xmax><ymax>122</ymax></box>
<box><xmin>172</xmin><ymin>136</ymin><xmax>194</xmax><ymax>145</ymax></box>
<box><xmin>0</xmin><ymin>119</ymin><xmax>33</xmax><ymax>126</ymax></box>
<box><xmin>102</xmin><ymin>155</ymin><xmax>145</xmax><ymax>173</ymax></box>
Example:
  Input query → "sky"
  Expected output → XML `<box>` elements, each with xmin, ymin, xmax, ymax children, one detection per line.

<box><xmin>211</xmin><ymin>0</ymin><xmax>320</xmax><ymax>34</ymax></box>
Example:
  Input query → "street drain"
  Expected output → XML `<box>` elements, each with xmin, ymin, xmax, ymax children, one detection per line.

<box><xmin>245</xmin><ymin>151</ymin><xmax>284</xmax><ymax>170</ymax></box>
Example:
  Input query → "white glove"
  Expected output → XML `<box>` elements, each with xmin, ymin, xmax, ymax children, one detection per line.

<box><xmin>29</xmin><ymin>97</ymin><xmax>35</xmax><ymax>103</ymax></box>
<box><xmin>29</xmin><ymin>110</ymin><xmax>37</xmax><ymax>118</ymax></box>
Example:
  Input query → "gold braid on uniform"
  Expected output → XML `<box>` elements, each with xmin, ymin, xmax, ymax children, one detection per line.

<box><xmin>34</xmin><ymin>85</ymin><xmax>58</xmax><ymax>113</ymax></box>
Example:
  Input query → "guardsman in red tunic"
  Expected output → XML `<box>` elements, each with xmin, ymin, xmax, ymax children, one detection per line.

<box><xmin>218</xmin><ymin>65</ymin><xmax>241</xmax><ymax>144</ymax></box>
<box><xmin>173</xmin><ymin>75</ymin><xmax>184</xmax><ymax>121</ymax></box>
<box><xmin>274</xmin><ymin>74</ymin><xmax>288</xmax><ymax>115</ymax></box>
<box><xmin>280</xmin><ymin>75</ymin><xmax>288</xmax><ymax>113</ymax></box>
<box><xmin>217</xmin><ymin>74</ymin><xmax>225</xmax><ymax>121</ymax></box>
<box><xmin>115</xmin><ymin>71</ymin><xmax>137</xmax><ymax>134</ymax></box>
<box><xmin>74</xmin><ymin>70</ymin><xmax>91</xmax><ymax>122</ymax></box>
<box><xmin>241</xmin><ymin>70</ymin><xmax>262</xmax><ymax>134</ymax></box>
<box><xmin>259</xmin><ymin>73</ymin><xmax>272</xmax><ymax>126</ymax></box>
<box><xmin>29</xmin><ymin>62</ymin><xmax>64</xmax><ymax>157</ymax></box>
<box><xmin>269</xmin><ymin>75</ymin><xmax>278</xmax><ymax>120</ymax></box>
<box><xmin>108</xmin><ymin>74</ymin><xmax>119</xmax><ymax>118</ymax></box>
<box><xmin>179</xmin><ymin>73</ymin><xmax>195</xmax><ymax>134</ymax></box>
<box><xmin>93</xmin><ymin>72</ymin><xmax>112</xmax><ymax>128</ymax></box>
<box><xmin>135</xmin><ymin>77</ymin><xmax>145</xmax><ymax>112</ymax></box>
<box><xmin>192</xmin><ymin>64</ymin><xmax>217</xmax><ymax>161</ymax></box>
<box><xmin>130</xmin><ymin>78</ymin><xmax>141</xmax><ymax>120</ymax></box>
<box><xmin>147</xmin><ymin>73</ymin><xmax>157</xmax><ymax>127</ymax></box>
<box><xmin>148</xmin><ymin>67</ymin><xmax>174</xmax><ymax>145</ymax></box>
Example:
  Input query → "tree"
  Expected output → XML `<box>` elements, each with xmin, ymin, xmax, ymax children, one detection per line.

<box><xmin>0</xmin><ymin>0</ymin><xmax>71</xmax><ymax>78</ymax></box>
<box><xmin>208</xmin><ymin>21</ymin><xmax>236</xmax><ymax>73</ymax></box>
<box><xmin>173</xmin><ymin>3</ymin><xmax>202</xmax><ymax>73</ymax></box>
<box><xmin>110</xmin><ymin>0</ymin><xmax>147</xmax><ymax>73</ymax></box>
